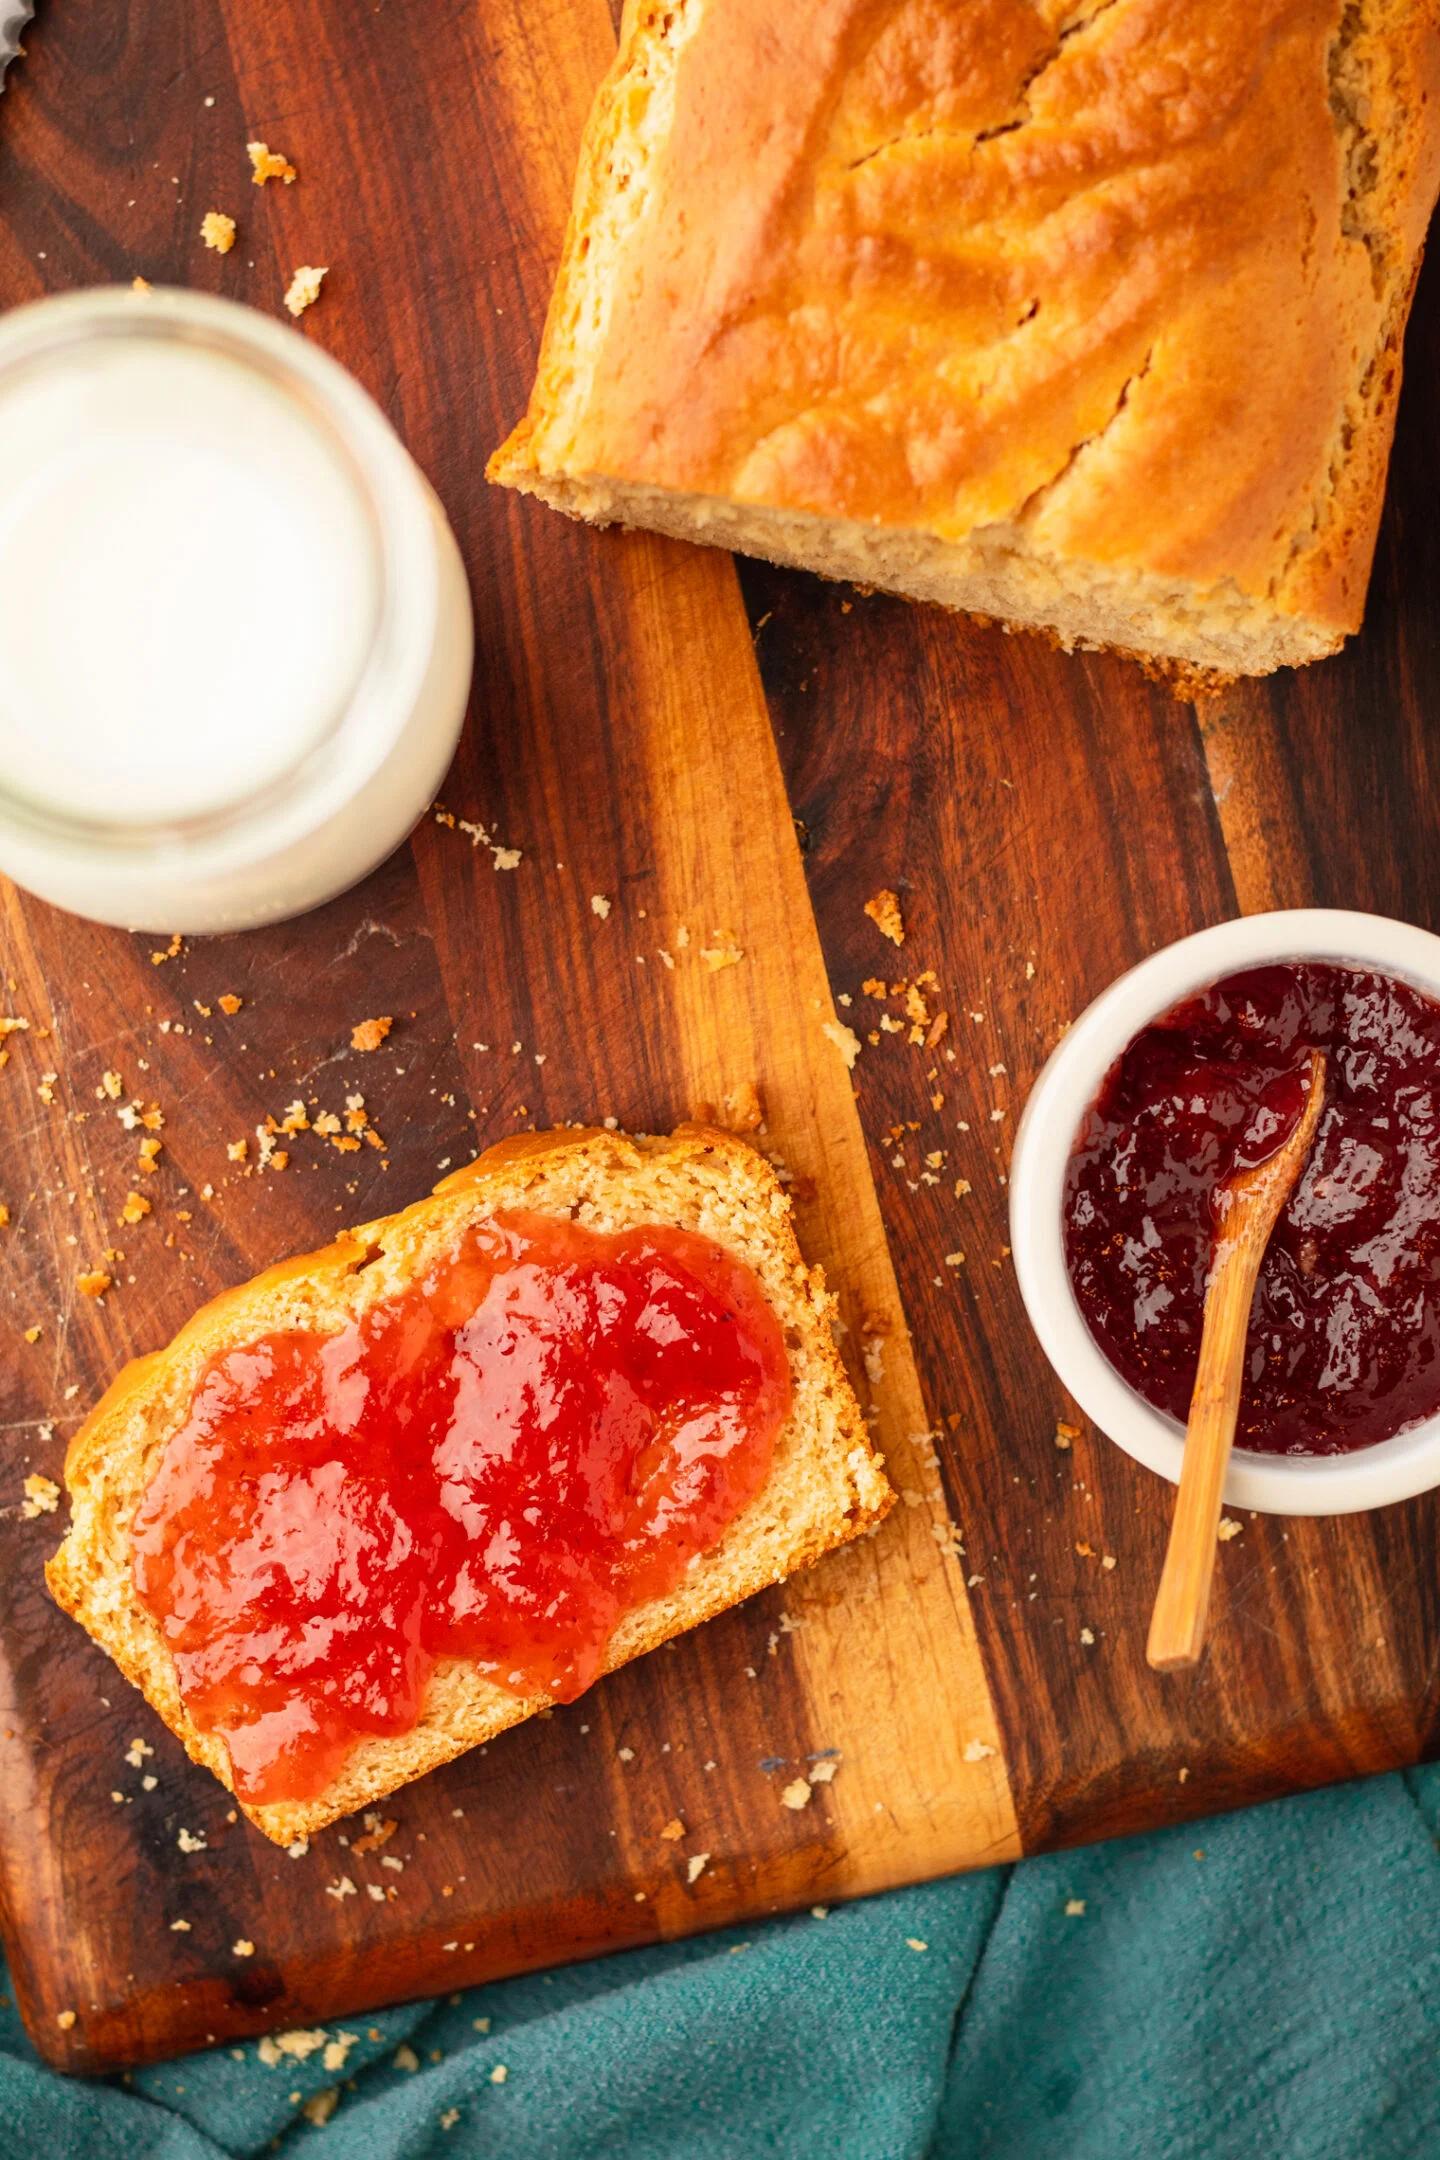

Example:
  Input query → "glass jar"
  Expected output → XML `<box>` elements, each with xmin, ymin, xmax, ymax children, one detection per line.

<box><xmin>0</xmin><ymin>285</ymin><xmax>473</xmax><ymax>932</ymax></box>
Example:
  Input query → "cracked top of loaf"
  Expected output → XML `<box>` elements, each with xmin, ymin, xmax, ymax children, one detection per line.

<box><xmin>492</xmin><ymin>0</ymin><xmax>1440</xmax><ymax>672</ymax></box>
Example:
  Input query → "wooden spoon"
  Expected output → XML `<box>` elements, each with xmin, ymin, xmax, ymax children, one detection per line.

<box><xmin>1146</xmin><ymin>1049</ymin><xmax>1328</xmax><ymax>1672</ymax></box>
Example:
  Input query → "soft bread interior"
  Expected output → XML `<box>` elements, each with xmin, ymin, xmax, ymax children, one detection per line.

<box><xmin>490</xmin><ymin>460</ymin><xmax>1344</xmax><ymax>685</ymax></box>
<box><xmin>46</xmin><ymin>1126</ymin><xmax>893</xmax><ymax>1846</ymax></box>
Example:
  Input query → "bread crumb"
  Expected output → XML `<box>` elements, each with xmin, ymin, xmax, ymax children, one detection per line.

<box><xmin>201</xmin><ymin>210</ymin><xmax>236</xmax><ymax>252</ymax></box>
<box><xmin>284</xmin><ymin>264</ymin><xmax>327</xmax><ymax>318</ymax></box>
<box><xmin>962</xmin><ymin>1738</ymin><xmax>996</xmax><ymax>1763</ymax></box>
<box><xmin>218</xmin><ymin>993</ymin><xmax>243</xmax><ymax>1015</ymax></box>
<box><xmin>100</xmin><ymin>1070</ymin><xmax>123</xmax><ymax>1100</ymax></box>
<box><xmin>686</xmin><ymin>1852</ymin><xmax>710</xmax><ymax>1883</ymax></box>
<box><xmin>303</xmin><ymin>2092</ymin><xmax>339</xmax><ymax>2128</ymax></box>
<box><xmin>21</xmin><ymin>1474</ymin><xmax>60</xmax><ymax>1519</ymax></box>
<box><xmin>124</xmin><ymin>1738</ymin><xmax>152</xmax><ymax>1767</ymax></box>
<box><xmin>177</xmin><ymin>1828</ymin><xmax>206</xmax><ymax>1852</ymax></box>
<box><xmin>700</xmin><ymin>945</ymin><xmax>744</xmax><ymax>972</ymax></box>
<box><xmin>472</xmin><ymin>2017</ymin><xmax>491</xmax><ymax>2034</ymax></box>
<box><xmin>723</xmin><ymin>1080</ymin><xmax>764</xmax><ymax>1133</ymax></box>
<box><xmin>1218</xmin><ymin>1518</ymin><xmax>1242</xmax><ymax>1541</ymax></box>
<box><xmin>226</xmin><ymin>1139</ymin><xmax>248</xmax><ymax>1163</ymax></box>
<box><xmin>169</xmin><ymin>1918</ymin><xmax>191</xmax><ymax>1931</ymax></box>
<box><xmin>248</xmin><ymin>140</ymin><xmax>297</xmax><ymax>185</ymax></box>
<box><xmin>259</xmin><ymin>2030</ymin><xmax>327</xmax><ymax>2068</ymax></box>
<box><xmin>56</xmin><ymin>2010</ymin><xmax>76</xmax><ymax>2030</ymax></box>
<box><xmin>440</xmin><ymin>2109</ymin><xmax>460</xmax><ymax>2132</ymax></box>
<box><xmin>490</xmin><ymin>2064</ymin><xmax>508</xmax><ymax>2085</ymax></box>
<box><xmin>864</xmin><ymin>890</ymin><xmax>905</xmax><ymax>946</ymax></box>
<box><xmin>351</xmin><ymin>1016</ymin><xmax>392</xmax><ymax>1052</ymax></box>
<box><xmin>322</xmin><ymin>2035</ymin><xmax>358</xmax><ymax>2073</ymax></box>
<box><xmin>23</xmin><ymin>1327</ymin><xmax>40</xmax><ymax>1344</ymax></box>
<box><xmin>809</xmin><ymin>1758</ymin><xmax>838</xmax><ymax>1784</ymax></box>
<box><xmin>780</xmin><ymin>1778</ymin><xmax>812</xmax><ymax>1811</ymax></box>
<box><xmin>393</xmin><ymin>2043</ymin><xmax>420</xmax><ymax>2073</ymax></box>
<box><xmin>944</xmin><ymin>1251</ymin><xmax>964</xmax><ymax>1268</ymax></box>
<box><xmin>151</xmin><ymin>933</ymin><xmax>182</xmax><ymax>965</ymax></box>
<box><xmin>325</xmin><ymin>1875</ymin><xmax>357</xmax><ymax>1900</ymax></box>
<box><xmin>138</xmin><ymin>1137</ymin><xmax>162</xmax><ymax>1173</ymax></box>
<box><xmin>906</xmin><ymin>1938</ymin><xmax>928</xmax><ymax>1953</ymax></box>
<box><xmin>589</xmin><ymin>895</ymin><xmax>611</xmax><ymax>919</ymax></box>
<box><xmin>659</xmin><ymin>1818</ymin><xmax>684</xmax><ymax>1842</ymax></box>
<box><xmin>77</xmin><ymin>1270</ymin><xmax>112</xmax><ymax>1298</ymax></box>
<box><xmin>1065</xmin><ymin>1898</ymin><xmax>1086</xmax><ymax>1916</ymax></box>
<box><xmin>822</xmin><ymin>1020</ymin><xmax>861</xmax><ymax>1070</ymax></box>
<box><xmin>132</xmin><ymin>276</ymin><xmax>151</xmax><ymax>294</ymax></box>
<box><xmin>1055</xmin><ymin>1421</ymin><xmax>1080</xmax><ymax>1450</ymax></box>
<box><xmin>119</xmin><ymin>1191</ymin><xmax>151</xmax><ymax>1226</ymax></box>
<box><xmin>232</xmin><ymin>1939</ymin><xmax>255</xmax><ymax>1958</ymax></box>
<box><xmin>351</xmin><ymin>1815</ymin><xmax>397</xmax><ymax>1854</ymax></box>
<box><xmin>1079</xmin><ymin>1627</ymin><xmax>1095</xmax><ymax>1645</ymax></box>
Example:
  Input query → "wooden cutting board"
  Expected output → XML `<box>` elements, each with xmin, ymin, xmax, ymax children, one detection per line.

<box><xmin>2</xmin><ymin>0</ymin><xmax>1439</xmax><ymax>2076</ymax></box>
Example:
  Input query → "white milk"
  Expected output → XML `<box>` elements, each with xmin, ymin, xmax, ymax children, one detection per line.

<box><xmin>0</xmin><ymin>288</ymin><xmax>473</xmax><ymax>932</ymax></box>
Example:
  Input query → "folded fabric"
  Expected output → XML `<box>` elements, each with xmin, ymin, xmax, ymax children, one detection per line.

<box><xmin>4</xmin><ymin>1766</ymin><xmax>1440</xmax><ymax>2159</ymax></box>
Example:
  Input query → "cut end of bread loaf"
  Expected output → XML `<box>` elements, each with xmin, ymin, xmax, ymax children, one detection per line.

<box><xmin>45</xmin><ymin>1125</ymin><xmax>894</xmax><ymax>1846</ymax></box>
<box><xmin>488</xmin><ymin>454</ymin><xmax>1344</xmax><ymax>686</ymax></box>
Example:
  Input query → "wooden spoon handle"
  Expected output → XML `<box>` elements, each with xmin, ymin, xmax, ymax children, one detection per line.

<box><xmin>1145</xmin><ymin>1228</ymin><xmax>1265</xmax><ymax>1670</ymax></box>
<box><xmin>1147</xmin><ymin>1050</ymin><xmax>1326</xmax><ymax>1673</ymax></box>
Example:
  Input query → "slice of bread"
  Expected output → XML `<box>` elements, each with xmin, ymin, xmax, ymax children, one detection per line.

<box><xmin>488</xmin><ymin>0</ymin><xmax>1440</xmax><ymax>686</ymax></box>
<box><xmin>46</xmin><ymin>1125</ymin><xmax>893</xmax><ymax>1847</ymax></box>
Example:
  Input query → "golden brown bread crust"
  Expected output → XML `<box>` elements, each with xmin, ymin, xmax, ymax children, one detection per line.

<box><xmin>46</xmin><ymin>1125</ymin><xmax>893</xmax><ymax>1846</ymax></box>
<box><xmin>489</xmin><ymin>0</ymin><xmax>1440</xmax><ymax>677</ymax></box>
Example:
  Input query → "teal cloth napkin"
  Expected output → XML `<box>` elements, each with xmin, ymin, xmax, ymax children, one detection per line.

<box><xmin>5</xmin><ymin>1767</ymin><xmax>1440</xmax><ymax>2158</ymax></box>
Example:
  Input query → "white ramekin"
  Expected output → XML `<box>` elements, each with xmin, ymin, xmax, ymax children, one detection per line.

<box><xmin>1009</xmin><ymin>909</ymin><xmax>1440</xmax><ymax>1516</ymax></box>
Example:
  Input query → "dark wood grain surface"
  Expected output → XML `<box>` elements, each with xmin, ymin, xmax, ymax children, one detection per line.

<box><xmin>1</xmin><ymin>0</ymin><xmax>1438</xmax><ymax>2077</ymax></box>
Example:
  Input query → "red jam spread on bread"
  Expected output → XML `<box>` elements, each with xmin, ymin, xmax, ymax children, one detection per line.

<box><xmin>1065</xmin><ymin>964</ymin><xmax>1440</xmax><ymax>1455</ymax></box>
<box><xmin>131</xmin><ymin>1212</ymin><xmax>791</xmax><ymax>1804</ymax></box>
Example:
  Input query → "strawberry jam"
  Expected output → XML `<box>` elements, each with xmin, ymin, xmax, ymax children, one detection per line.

<box><xmin>1065</xmin><ymin>964</ymin><xmax>1440</xmax><ymax>1456</ymax></box>
<box><xmin>131</xmin><ymin>1212</ymin><xmax>791</xmax><ymax>1805</ymax></box>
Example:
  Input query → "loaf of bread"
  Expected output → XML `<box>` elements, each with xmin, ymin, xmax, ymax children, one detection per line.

<box><xmin>489</xmin><ymin>0</ymin><xmax>1440</xmax><ymax>685</ymax></box>
<box><xmin>46</xmin><ymin>1125</ymin><xmax>893</xmax><ymax>1846</ymax></box>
